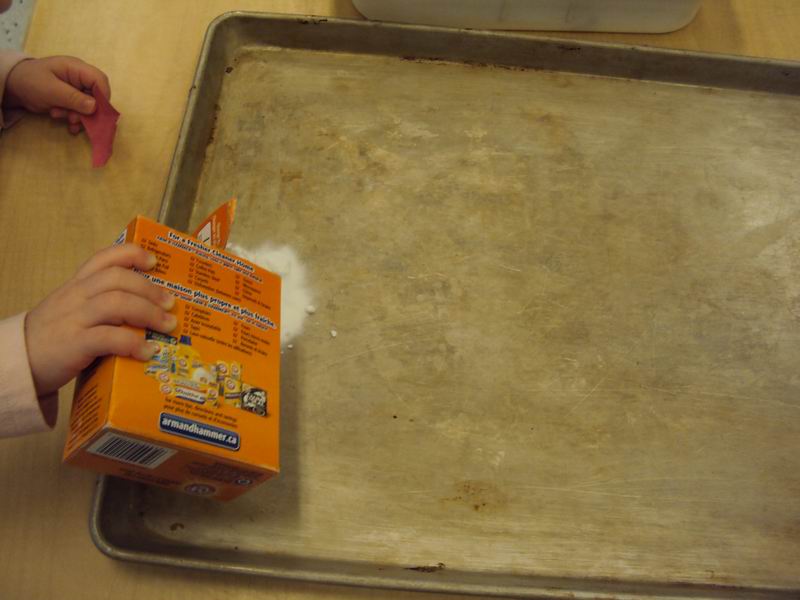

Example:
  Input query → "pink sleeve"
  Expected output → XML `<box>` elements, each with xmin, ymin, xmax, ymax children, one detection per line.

<box><xmin>0</xmin><ymin>313</ymin><xmax>58</xmax><ymax>438</ymax></box>
<box><xmin>0</xmin><ymin>50</ymin><xmax>30</xmax><ymax>129</ymax></box>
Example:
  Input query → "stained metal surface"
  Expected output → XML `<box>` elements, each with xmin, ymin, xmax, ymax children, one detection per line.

<box><xmin>92</xmin><ymin>13</ymin><xmax>800</xmax><ymax>599</ymax></box>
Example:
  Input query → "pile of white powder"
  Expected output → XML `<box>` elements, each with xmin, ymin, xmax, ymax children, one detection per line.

<box><xmin>228</xmin><ymin>242</ymin><xmax>314</xmax><ymax>347</ymax></box>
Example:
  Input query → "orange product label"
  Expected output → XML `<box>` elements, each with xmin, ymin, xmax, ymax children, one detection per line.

<box><xmin>63</xmin><ymin>201</ymin><xmax>281</xmax><ymax>501</ymax></box>
<box><xmin>192</xmin><ymin>197</ymin><xmax>237</xmax><ymax>249</ymax></box>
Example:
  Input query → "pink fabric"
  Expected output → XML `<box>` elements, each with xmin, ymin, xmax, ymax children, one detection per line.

<box><xmin>0</xmin><ymin>313</ymin><xmax>58</xmax><ymax>438</ymax></box>
<box><xmin>0</xmin><ymin>50</ymin><xmax>29</xmax><ymax>129</ymax></box>
<box><xmin>79</xmin><ymin>84</ymin><xmax>120</xmax><ymax>167</ymax></box>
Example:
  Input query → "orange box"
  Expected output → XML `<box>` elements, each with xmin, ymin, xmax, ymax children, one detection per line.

<box><xmin>63</xmin><ymin>211</ymin><xmax>281</xmax><ymax>501</ymax></box>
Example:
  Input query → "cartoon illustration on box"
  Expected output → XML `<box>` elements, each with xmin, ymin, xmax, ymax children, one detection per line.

<box><xmin>145</xmin><ymin>330</ymin><xmax>268</xmax><ymax>417</ymax></box>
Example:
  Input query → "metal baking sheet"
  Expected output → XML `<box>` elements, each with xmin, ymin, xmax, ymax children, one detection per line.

<box><xmin>91</xmin><ymin>12</ymin><xmax>800</xmax><ymax>599</ymax></box>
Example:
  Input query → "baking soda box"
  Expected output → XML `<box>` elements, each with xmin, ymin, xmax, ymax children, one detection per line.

<box><xmin>63</xmin><ymin>200</ymin><xmax>281</xmax><ymax>501</ymax></box>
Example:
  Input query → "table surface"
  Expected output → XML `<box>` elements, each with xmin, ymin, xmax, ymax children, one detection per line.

<box><xmin>1</xmin><ymin>1</ymin><xmax>798</xmax><ymax>599</ymax></box>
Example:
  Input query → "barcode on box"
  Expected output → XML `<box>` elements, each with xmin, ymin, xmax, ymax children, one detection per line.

<box><xmin>87</xmin><ymin>432</ymin><xmax>176</xmax><ymax>469</ymax></box>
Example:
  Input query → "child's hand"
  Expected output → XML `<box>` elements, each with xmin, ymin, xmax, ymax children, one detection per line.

<box><xmin>3</xmin><ymin>56</ymin><xmax>111</xmax><ymax>135</ymax></box>
<box><xmin>25</xmin><ymin>244</ymin><xmax>177</xmax><ymax>396</ymax></box>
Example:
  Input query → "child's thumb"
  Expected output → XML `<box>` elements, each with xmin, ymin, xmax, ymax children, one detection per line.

<box><xmin>50</xmin><ymin>79</ymin><xmax>96</xmax><ymax>115</ymax></box>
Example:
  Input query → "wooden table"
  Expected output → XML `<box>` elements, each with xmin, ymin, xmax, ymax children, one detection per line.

<box><xmin>1</xmin><ymin>1</ymin><xmax>798</xmax><ymax>598</ymax></box>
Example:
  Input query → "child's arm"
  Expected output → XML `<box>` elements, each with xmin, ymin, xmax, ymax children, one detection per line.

<box><xmin>0</xmin><ymin>52</ymin><xmax>110</xmax><ymax>133</ymax></box>
<box><xmin>0</xmin><ymin>314</ymin><xmax>58</xmax><ymax>435</ymax></box>
<box><xmin>0</xmin><ymin>244</ymin><xmax>177</xmax><ymax>439</ymax></box>
<box><xmin>0</xmin><ymin>49</ymin><xmax>27</xmax><ymax>128</ymax></box>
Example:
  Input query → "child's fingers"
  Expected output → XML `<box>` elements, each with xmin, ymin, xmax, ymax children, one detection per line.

<box><xmin>46</xmin><ymin>77</ymin><xmax>97</xmax><ymax>115</ymax></box>
<box><xmin>51</xmin><ymin>108</ymin><xmax>84</xmax><ymax>134</ymax></box>
<box><xmin>83</xmin><ymin>266</ymin><xmax>175</xmax><ymax>310</ymax></box>
<box><xmin>53</xmin><ymin>56</ymin><xmax>112</xmax><ymax>102</ymax></box>
<box><xmin>84</xmin><ymin>326</ymin><xmax>159</xmax><ymax>362</ymax></box>
<box><xmin>67</xmin><ymin>110</ymin><xmax>83</xmax><ymax>132</ymax></box>
<box><xmin>84</xmin><ymin>291</ymin><xmax>177</xmax><ymax>332</ymax></box>
<box><xmin>75</xmin><ymin>62</ymin><xmax>111</xmax><ymax>101</ymax></box>
<box><xmin>56</xmin><ymin>110</ymin><xmax>81</xmax><ymax>133</ymax></box>
<box><xmin>75</xmin><ymin>243</ymin><xmax>157</xmax><ymax>279</ymax></box>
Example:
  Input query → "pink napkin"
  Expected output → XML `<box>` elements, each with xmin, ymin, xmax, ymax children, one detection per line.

<box><xmin>79</xmin><ymin>85</ymin><xmax>120</xmax><ymax>168</ymax></box>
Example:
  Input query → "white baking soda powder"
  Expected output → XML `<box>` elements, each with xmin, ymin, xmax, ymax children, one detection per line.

<box><xmin>228</xmin><ymin>243</ymin><xmax>314</xmax><ymax>347</ymax></box>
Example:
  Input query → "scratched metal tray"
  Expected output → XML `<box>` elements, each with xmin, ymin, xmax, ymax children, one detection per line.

<box><xmin>90</xmin><ymin>12</ymin><xmax>800</xmax><ymax>599</ymax></box>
